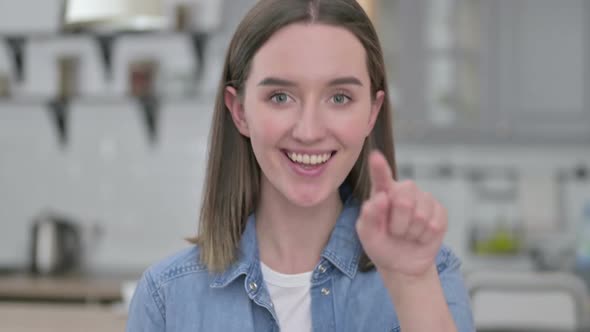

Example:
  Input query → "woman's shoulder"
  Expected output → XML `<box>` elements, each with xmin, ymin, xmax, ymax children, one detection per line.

<box><xmin>141</xmin><ymin>245</ymin><xmax>209</xmax><ymax>290</ymax></box>
<box><xmin>127</xmin><ymin>245</ymin><xmax>219</xmax><ymax>328</ymax></box>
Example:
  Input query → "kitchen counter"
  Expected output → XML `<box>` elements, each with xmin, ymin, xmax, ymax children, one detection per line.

<box><xmin>0</xmin><ymin>273</ymin><xmax>136</xmax><ymax>303</ymax></box>
<box><xmin>0</xmin><ymin>302</ymin><xmax>127</xmax><ymax>332</ymax></box>
<box><xmin>0</xmin><ymin>273</ymin><xmax>138</xmax><ymax>331</ymax></box>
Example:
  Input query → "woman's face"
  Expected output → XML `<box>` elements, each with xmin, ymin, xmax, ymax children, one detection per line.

<box><xmin>227</xmin><ymin>23</ymin><xmax>384</xmax><ymax>208</ymax></box>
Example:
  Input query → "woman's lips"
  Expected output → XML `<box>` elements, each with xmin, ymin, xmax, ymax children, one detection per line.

<box><xmin>282</xmin><ymin>150</ymin><xmax>336</xmax><ymax>178</ymax></box>
<box><xmin>284</xmin><ymin>150</ymin><xmax>334</xmax><ymax>165</ymax></box>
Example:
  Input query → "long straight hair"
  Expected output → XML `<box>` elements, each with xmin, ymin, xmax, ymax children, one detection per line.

<box><xmin>190</xmin><ymin>0</ymin><xmax>397</xmax><ymax>272</ymax></box>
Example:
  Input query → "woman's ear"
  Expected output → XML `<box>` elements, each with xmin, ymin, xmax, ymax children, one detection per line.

<box><xmin>225</xmin><ymin>86</ymin><xmax>250</xmax><ymax>137</ymax></box>
<box><xmin>367</xmin><ymin>90</ymin><xmax>385</xmax><ymax>136</ymax></box>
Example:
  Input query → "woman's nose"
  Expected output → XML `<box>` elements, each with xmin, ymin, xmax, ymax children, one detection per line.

<box><xmin>291</xmin><ymin>103</ymin><xmax>326</xmax><ymax>143</ymax></box>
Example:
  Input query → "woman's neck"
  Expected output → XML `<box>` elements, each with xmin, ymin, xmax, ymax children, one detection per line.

<box><xmin>255</xmin><ymin>177</ymin><xmax>343</xmax><ymax>274</ymax></box>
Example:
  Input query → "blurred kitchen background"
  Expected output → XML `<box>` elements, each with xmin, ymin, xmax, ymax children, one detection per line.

<box><xmin>0</xmin><ymin>0</ymin><xmax>589</xmax><ymax>331</ymax></box>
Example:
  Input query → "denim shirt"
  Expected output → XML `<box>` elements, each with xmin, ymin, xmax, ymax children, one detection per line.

<box><xmin>127</xmin><ymin>195</ymin><xmax>474</xmax><ymax>332</ymax></box>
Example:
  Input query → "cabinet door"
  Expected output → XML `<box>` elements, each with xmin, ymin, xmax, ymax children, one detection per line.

<box><xmin>380</xmin><ymin>0</ymin><xmax>489</xmax><ymax>144</ymax></box>
<box><xmin>492</xmin><ymin>0</ymin><xmax>590</xmax><ymax>144</ymax></box>
<box><xmin>378</xmin><ymin>0</ymin><xmax>589</xmax><ymax>145</ymax></box>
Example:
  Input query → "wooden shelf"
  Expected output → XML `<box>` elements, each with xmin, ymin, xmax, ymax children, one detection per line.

<box><xmin>0</xmin><ymin>30</ymin><xmax>206</xmax><ymax>81</ymax></box>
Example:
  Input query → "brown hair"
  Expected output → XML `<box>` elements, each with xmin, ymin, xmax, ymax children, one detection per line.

<box><xmin>191</xmin><ymin>0</ymin><xmax>397</xmax><ymax>272</ymax></box>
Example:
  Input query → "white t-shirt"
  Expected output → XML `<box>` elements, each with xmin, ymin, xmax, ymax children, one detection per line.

<box><xmin>260</xmin><ymin>262</ymin><xmax>313</xmax><ymax>332</ymax></box>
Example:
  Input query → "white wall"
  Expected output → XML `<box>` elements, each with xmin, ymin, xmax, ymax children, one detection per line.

<box><xmin>0</xmin><ymin>0</ymin><xmax>588</xmax><ymax>276</ymax></box>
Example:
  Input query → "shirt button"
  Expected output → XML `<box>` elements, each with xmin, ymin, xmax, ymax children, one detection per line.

<box><xmin>248</xmin><ymin>282</ymin><xmax>258</xmax><ymax>291</ymax></box>
<box><xmin>318</xmin><ymin>264</ymin><xmax>327</xmax><ymax>273</ymax></box>
<box><xmin>321</xmin><ymin>287</ymin><xmax>331</xmax><ymax>296</ymax></box>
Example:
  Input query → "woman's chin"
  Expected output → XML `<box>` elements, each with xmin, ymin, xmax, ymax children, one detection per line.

<box><xmin>285</xmin><ymin>187</ymin><xmax>332</xmax><ymax>208</ymax></box>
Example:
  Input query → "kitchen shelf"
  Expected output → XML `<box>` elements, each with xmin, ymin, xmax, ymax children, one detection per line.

<box><xmin>0</xmin><ymin>30</ymin><xmax>207</xmax><ymax>81</ymax></box>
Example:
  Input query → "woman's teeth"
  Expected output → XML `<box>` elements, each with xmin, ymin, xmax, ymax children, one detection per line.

<box><xmin>287</xmin><ymin>152</ymin><xmax>332</xmax><ymax>165</ymax></box>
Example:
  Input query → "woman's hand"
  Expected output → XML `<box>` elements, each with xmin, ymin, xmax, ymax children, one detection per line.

<box><xmin>356</xmin><ymin>150</ymin><xmax>448</xmax><ymax>278</ymax></box>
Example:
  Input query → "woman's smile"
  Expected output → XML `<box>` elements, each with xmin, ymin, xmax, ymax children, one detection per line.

<box><xmin>281</xmin><ymin>149</ymin><xmax>337</xmax><ymax>177</ymax></box>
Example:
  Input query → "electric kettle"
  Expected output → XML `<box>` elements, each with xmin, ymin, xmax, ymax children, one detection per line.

<box><xmin>30</xmin><ymin>211</ymin><xmax>81</xmax><ymax>276</ymax></box>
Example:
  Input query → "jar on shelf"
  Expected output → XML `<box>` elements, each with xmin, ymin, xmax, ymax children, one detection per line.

<box><xmin>0</xmin><ymin>71</ymin><xmax>10</xmax><ymax>97</ymax></box>
<box><xmin>175</xmin><ymin>4</ymin><xmax>193</xmax><ymax>31</ymax></box>
<box><xmin>128</xmin><ymin>60</ymin><xmax>158</xmax><ymax>98</ymax></box>
<box><xmin>57</xmin><ymin>56</ymin><xmax>80</xmax><ymax>99</ymax></box>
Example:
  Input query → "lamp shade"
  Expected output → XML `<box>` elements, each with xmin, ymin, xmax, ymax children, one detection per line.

<box><xmin>64</xmin><ymin>0</ymin><xmax>165</xmax><ymax>31</ymax></box>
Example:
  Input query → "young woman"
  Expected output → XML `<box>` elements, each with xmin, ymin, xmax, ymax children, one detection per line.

<box><xmin>127</xmin><ymin>1</ymin><xmax>474</xmax><ymax>331</ymax></box>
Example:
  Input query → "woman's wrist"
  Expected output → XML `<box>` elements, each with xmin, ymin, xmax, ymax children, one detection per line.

<box><xmin>380</xmin><ymin>264</ymin><xmax>458</xmax><ymax>332</ymax></box>
<box><xmin>379</xmin><ymin>263</ymin><xmax>438</xmax><ymax>288</ymax></box>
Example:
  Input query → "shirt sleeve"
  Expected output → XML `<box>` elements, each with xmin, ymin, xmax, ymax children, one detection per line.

<box><xmin>126</xmin><ymin>270</ymin><xmax>166</xmax><ymax>332</ymax></box>
<box><xmin>437</xmin><ymin>246</ymin><xmax>476</xmax><ymax>332</ymax></box>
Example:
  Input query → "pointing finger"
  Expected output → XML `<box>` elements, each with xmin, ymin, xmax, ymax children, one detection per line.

<box><xmin>368</xmin><ymin>150</ymin><xmax>394</xmax><ymax>196</ymax></box>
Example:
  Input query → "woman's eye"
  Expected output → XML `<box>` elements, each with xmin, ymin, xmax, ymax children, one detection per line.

<box><xmin>270</xmin><ymin>93</ymin><xmax>290</xmax><ymax>104</ymax></box>
<box><xmin>331</xmin><ymin>93</ymin><xmax>351</xmax><ymax>105</ymax></box>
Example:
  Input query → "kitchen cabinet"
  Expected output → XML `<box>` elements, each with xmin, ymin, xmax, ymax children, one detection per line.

<box><xmin>492</xmin><ymin>0</ymin><xmax>590</xmax><ymax>144</ymax></box>
<box><xmin>378</xmin><ymin>0</ymin><xmax>488</xmax><ymax>144</ymax></box>
<box><xmin>466</xmin><ymin>270</ymin><xmax>590</xmax><ymax>331</ymax></box>
<box><xmin>377</xmin><ymin>0</ymin><xmax>590</xmax><ymax>145</ymax></box>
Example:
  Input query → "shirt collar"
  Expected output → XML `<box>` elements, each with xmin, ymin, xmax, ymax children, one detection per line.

<box><xmin>210</xmin><ymin>184</ymin><xmax>362</xmax><ymax>287</ymax></box>
<box><xmin>320</xmin><ymin>193</ymin><xmax>362</xmax><ymax>279</ymax></box>
<box><xmin>210</xmin><ymin>213</ymin><xmax>259</xmax><ymax>288</ymax></box>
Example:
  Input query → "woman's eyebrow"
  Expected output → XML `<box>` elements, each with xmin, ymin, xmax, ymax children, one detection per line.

<box><xmin>257</xmin><ymin>76</ymin><xmax>363</xmax><ymax>87</ymax></box>
<box><xmin>258</xmin><ymin>77</ymin><xmax>296</xmax><ymax>87</ymax></box>
<box><xmin>328</xmin><ymin>76</ymin><xmax>363</xmax><ymax>86</ymax></box>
